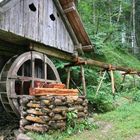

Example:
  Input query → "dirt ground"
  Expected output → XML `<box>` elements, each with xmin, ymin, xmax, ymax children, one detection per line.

<box><xmin>0</xmin><ymin>109</ymin><xmax>19</xmax><ymax>140</ymax></box>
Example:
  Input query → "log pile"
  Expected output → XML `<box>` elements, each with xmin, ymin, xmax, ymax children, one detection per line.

<box><xmin>20</xmin><ymin>95</ymin><xmax>88</xmax><ymax>133</ymax></box>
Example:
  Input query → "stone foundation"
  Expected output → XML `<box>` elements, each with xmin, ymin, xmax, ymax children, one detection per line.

<box><xmin>20</xmin><ymin>95</ymin><xmax>88</xmax><ymax>132</ymax></box>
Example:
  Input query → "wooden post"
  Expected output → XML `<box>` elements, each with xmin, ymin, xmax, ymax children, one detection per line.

<box><xmin>96</xmin><ymin>70</ymin><xmax>106</xmax><ymax>96</ymax></box>
<box><xmin>66</xmin><ymin>68</ymin><xmax>71</xmax><ymax>89</ymax></box>
<box><xmin>110</xmin><ymin>70</ymin><xmax>115</xmax><ymax>95</ymax></box>
<box><xmin>133</xmin><ymin>75</ymin><xmax>135</xmax><ymax>87</ymax></box>
<box><xmin>31</xmin><ymin>52</ymin><xmax>35</xmax><ymax>88</ymax></box>
<box><xmin>120</xmin><ymin>74</ymin><xmax>126</xmax><ymax>90</ymax></box>
<box><xmin>80</xmin><ymin>65</ymin><xmax>86</xmax><ymax>96</ymax></box>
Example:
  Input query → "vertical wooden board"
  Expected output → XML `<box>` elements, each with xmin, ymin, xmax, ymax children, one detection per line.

<box><xmin>0</xmin><ymin>13</ymin><xmax>4</xmax><ymax>29</ymax></box>
<box><xmin>52</xmin><ymin>3</ymin><xmax>57</xmax><ymax>47</ymax></box>
<box><xmin>33</xmin><ymin>0</ymin><xmax>39</xmax><ymax>41</ymax></box>
<box><xmin>9</xmin><ymin>6</ymin><xmax>14</xmax><ymax>32</ymax></box>
<box><xmin>61</xmin><ymin>24</ymin><xmax>65</xmax><ymax>51</ymax></box>
<box><xmin>65</xmin><ymin>32</ymin><xmax>69</xmax><ymax>52</ymax></box>
<box><xmin>28</xmin><ymin>0</ymin><xmax>39</xmax><ymax>41</ymax></box>
<box><xmin>70</xmin><ymin>37</ymin><xmax>74</xmax><ymax>53</ymax></box>
<box><xmin>43</xmin><ymin>0</ymin><xmax>51</xmax><ymax>45</ymax></box>
<box><xmin>68</xmin><ymin>34</ymin><xmax>73</xmax><ymax>52</ymax></box>
<box><xmin>23</xmin><ymin>0</ymin><xmax>29</xmax><ymax>38</ymax></box>
<box><xmin>58</xmin><ymin>18</ymin><xmax>62</xmax><ymax>50</ymax></box>
<box><xmin>18</xmin><ymin>0</ymin><xmax>24</xmax><ymax>36</ymax></box>
<box><xmin>23</xmin><ymin>0</ymin><xmax>39</xmax><ymax>41</ymax></box>
<box><xmin>47</xmin><ymin>0</ymin><xmax>55</xmax><ymax>47</ymax></box>
<box><xmin>42</xmin><ymin>0</ymin><xmax>48</xmax><ymax>44</ymax></box>
<box><xmin>1</xmin><ymin>12</ymin><xmax>6</xmax><ymax>30</ymax></box>
<box><xmin>55</xmin><ymin>12</ymin><xmax>59</xmax><ymax>49</ymax></box>
<box><xmin>54</xmin><ymin>7</ymin><xmax>62</xmax><ymax>49</ymax></box>
<box><xmin>9</xmin><ymin>1</ymin><xmax>20</xmax><ymax>33</ymax></box>
<box><xmin>38</xmin><ymin>0</ymin><xmax>44</xmax><ymax>42</ymax></box>
<box><xmin>56</xmin><ymin>13</ymin><xmax>61</xmax><ymax>50</ymax></box>
<box><xmin>3</xmin><ymin>10</ymin><xmax>9</xmax><ymax>31</ymax></box>
<box><xmin>14</xmin><ymin>2</ymin><xmax>20</xmax><ymax>34</ymax></box>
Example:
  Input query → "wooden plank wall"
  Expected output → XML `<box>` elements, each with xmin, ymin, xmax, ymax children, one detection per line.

<box><xmin>0</xmin><ymin>0</ymin><xmax>74</xmax><ymax>53</ymax></box>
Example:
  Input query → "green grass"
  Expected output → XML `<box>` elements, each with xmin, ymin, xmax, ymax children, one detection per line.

<box><xmin>101</xmin><ymin>46</ymin><xmax>140</xmax><ymax>70</ymax></box>
<box><xmin>64</xmin><ymin>102</ymin><xmax>140</xmax><ymax>140</ymax></box>
<box><xmin>27</xmin><ymin>101</ymin><xmax>140</xmax><ymax>140</ymax></box>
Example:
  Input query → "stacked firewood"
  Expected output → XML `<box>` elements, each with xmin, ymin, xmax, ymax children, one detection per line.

<box><xmin>20</xmin><ymin>95</ymin><xmax>88</xmax><ymax>132</ymax></box>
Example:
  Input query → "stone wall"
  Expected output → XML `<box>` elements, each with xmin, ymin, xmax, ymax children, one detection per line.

<box><xmin>20</xmin><ymin>95</ymin><xmax>88</xmax><ymax>132</ymax></box>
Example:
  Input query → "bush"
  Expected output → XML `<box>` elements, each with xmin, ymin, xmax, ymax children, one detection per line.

<box><xmin>132</xmin><ymin>90</ymin><xmax>140</xmax><ymax>102</ymax></box>
<box><xmin>89</xmin><ymin>94</ymin><xmax>115</xmax><ymax>113</ymax></box>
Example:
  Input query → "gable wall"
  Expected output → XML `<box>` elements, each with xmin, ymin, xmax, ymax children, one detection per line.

<box><xmin>0</xmin><ymin>0</ymin><xmax>74</xmax><ymax>53</ymax></box>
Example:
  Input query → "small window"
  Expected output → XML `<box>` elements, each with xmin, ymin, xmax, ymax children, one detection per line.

<box><xmin>50</xmin><ymin>14</ymin><xmax>56</xmax><ymax>21</ymax></box>
<box><xmin>29</xmin><ymin>3</ymin><xmax>37</xmax><ymax>12</ymax></box>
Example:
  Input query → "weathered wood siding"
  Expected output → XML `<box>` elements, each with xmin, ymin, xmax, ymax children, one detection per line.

<box><xmin>0</xmin><ymin>0</ymin><xmax>74</xmax><ymax>53</ymax></box>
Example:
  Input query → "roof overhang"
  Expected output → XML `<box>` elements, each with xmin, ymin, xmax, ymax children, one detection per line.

<box><xmin>54</xmin><ymin>0</ymin><xmax>93</xmax><ymax>52</ymax></box>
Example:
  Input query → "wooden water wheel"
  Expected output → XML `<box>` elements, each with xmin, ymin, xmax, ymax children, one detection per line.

<box><xmin>0</xmin><ymin>51</ymin><xmax>60</xmax><ymax>117</ymax></box>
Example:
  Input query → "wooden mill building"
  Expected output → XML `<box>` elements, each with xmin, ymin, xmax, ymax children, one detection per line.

<box><xmin>0</xmin><ymin>0</ymin><xmax>92</xmax><ymax>117</ymax></box>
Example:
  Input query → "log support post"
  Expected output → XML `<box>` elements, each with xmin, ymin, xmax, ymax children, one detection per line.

<box><xmin>66</xmin><ymin>68</ymin><xmax>71</xmax><ymax>89</ymax></box>
<box><xmin>133</xmin><ymin>75</ymin><xmax>136</xmax><ymax>87</ymax></box>
<box><xmin>110</xmin><ymin>70</ymin><xmax>115</xmax><ymax>96</ymax></box>
<box><xmin>80</xmin><ymin>65</ymin><xmax>86</xmax><ymax>96</ymax></box>
<box><xmin>96</xmin><ymin>70</ymin><xmax>106</xmax><ymax>96</ymax></box>
<box><xmin>120</xmin><ymin>74</ymin><xmax>126</xmax><ymax>91</ymax></box>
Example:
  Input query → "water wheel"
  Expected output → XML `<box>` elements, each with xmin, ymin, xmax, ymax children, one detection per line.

<box><xmin>0</xmin><ymin>51</ymin><xmax>60</xmax><ymax>117</ymax></box>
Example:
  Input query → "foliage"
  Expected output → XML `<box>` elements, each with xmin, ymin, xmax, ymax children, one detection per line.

<box><xmin>87</xmin><ymin>81</ymin><xmax>116</xmax><ymax>113</ymax></box>
<box><xmin>66</xmin><ymin>102</ymin><xmax>140</xmax><ymax>140</ymax></box>
<box><xmin>66</xmin><ymin>110</ymin><xmax>78</xmax><ymax>135</ymax></box>
<box><xmin>66</xmin><ymin>110</ymin><xmax>96</xmax><ymax>135</ymax></box>
<box><xmin>133</xmin><ymin>91</ymin><xmax>140</xmax><ymax>102</ymax></box>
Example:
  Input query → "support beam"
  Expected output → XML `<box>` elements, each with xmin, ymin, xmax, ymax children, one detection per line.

<box><xmin>66</xmin><ymin>68</ymin><xmax>71</xmax><ymax>89</ymax></box>
<box><xmin>29</xmin><ymin>43</ymin><xmax>75</xmax><ymax>61</ymax></box>
<box><xmin>81</xmin><ymin>65</ymin><xmax>86</xmax><ymax>96</ymax></box>
<box><xmin>64</xmin><ymin>6</ymin><xmax>76</xmax><ymax>14</ymax></box>
<box><xmin>96</xmin><ymin>70</ymin><xmax>106</xmax><ymax>96</ymax></box>
<box><xmin>110</xmin><ymin>70</ymin><xmax>115</xmax><ymax>95</ymax></box>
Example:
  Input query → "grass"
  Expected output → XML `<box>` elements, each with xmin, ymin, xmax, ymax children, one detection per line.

<box><xmin>101</xmin><ymin>46</ymin><xmax>140</xmax><ymax>70</ymax></box>
<box><xmin>95</xmin><ymin>102</ymin><xmax>140</xmax><ymax>140</ymax></box>
<box><xmin>27</xmin><ymin>101</ymin><xmax>140</xmax><ymax>140</ymax></box>
<box><xmin>64</xmin><ymin>101</ymin><xmax>140</xmax><ymax>140</ymax></box>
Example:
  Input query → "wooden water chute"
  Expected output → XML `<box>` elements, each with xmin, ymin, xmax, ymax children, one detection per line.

<box><xmin>65</xmin><ymin>58</ymin><xmax>140</xmax><ymax>96</ymax></box>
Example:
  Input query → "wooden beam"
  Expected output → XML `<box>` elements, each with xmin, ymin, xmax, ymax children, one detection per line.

<box><xmin>96</xmin><ymin>70</ymin><xmax>106</xmax><ymax>96</ymax></box>
<box><xmin>66</xmin><ymin>57</ymin><xmax>140</xmax><ymax>74</ymax></box>
<box><xmin>66</xmin><ymin>68</ymin><xmax>71</xmax><ymax>89</ymax></box>
<box><xmin>82</xmin><ymin>45</ymin><xmax>93</xmax><ymax>51</ymax></box>
<box><xmin>110</xmin><ymin>70</ymin><xmax>115</xmax><ymax>95</ymax></box>
<box><xmin>29</xmin><ymin>42</ymin><xmax>75</xmax><ymax>61</ymax></box>
<box><xmin>84</xmin><ymin>58</ymin><xmax>139</xmax><ymax>72</ymax></box>
<box><xmin>81</xmin><ymin>65</ymin><xmax>86</xmax><ymax>96</ymax></box>
<box><xmin>59</xmin><ymin>0</ymin><xmax>92</xmax><ymax>46</ymax></box>
<box><xmin>64</xmin><ymin>6</ymin><xmax>76</xmax><ymax>13</ymax></box>
<box><xmin>63</xmin><ymin>2</ymin><xmax>76</xmax><ymax>13</ymax></box>
<box><xmin>0</xmin><ymin>39</ymin><xmax>26</xmax><ymax>56</ymax></box>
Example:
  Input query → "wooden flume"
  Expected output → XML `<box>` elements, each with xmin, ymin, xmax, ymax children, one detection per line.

<box><xmin>65</xmin><ymin>57</ymin><xmax>140</xmax><ymax>96</ymax></box>
<box><xmin>66</xmin><ymin>57</ymin><xmax>140</xmax><ymax>74</ymax></box>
